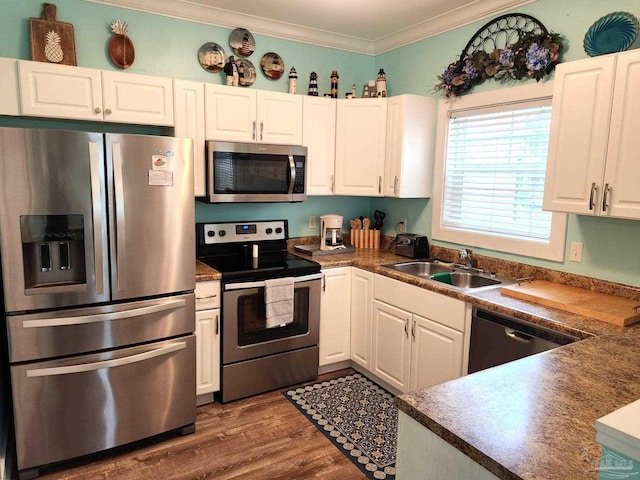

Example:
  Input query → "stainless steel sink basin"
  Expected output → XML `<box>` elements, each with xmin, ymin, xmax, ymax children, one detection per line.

<box><xmin>382</xmin><ymin>261</ymin><xmax>512</xmax><ymax>292</ymax></box>
<box><xmin>431</xmin><ymin>272</ymin><xmax>501</xmax><ymax>289</ymax></box>
<box><xmin>385</xmin><ymin>261</ymin><xmax>452</xmax><ymax>277</ymax></box>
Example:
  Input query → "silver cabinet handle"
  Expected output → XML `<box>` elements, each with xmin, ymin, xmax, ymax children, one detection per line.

<box><xmin>411</xmin><ymin>319</ymin><xmax>416</xmax><ymax>339</ymax></box>
<box><xmin>26</xmin><ymin>341</ymin><xmax>186</xmax><ymax>377</ymax></box>
<box><xmin>215</xmin><ymin>313</ymin><xmax>219</xmax><ymax>335</ymax></box>
<box><xmin>589</xmin><ymin>182</ymin><xmax>598</xmax><ymax>210</ymax></box>
<box><xmin>252</xmin><ymin>121</ymin><xmax>256</xmax><ymax>140</ymax></box>
<box><xmin>331</xmin><ymin>175</ymin><xmax>335</xmax><ymax>193</ymax></box>
<box><xmin>602</xmin><ymin>183</ymin><xmax>610</xmax><ymax>212</ymax></box>
<box><xmin>394</xmin><ymin>176</ymin><xmax>398</xmax><ymax>195</ymax></box>
<box><xmin>404</xmin><ymin>318</ymin><xmax>409</xmax><ymax>337</ymax></box>
<box><xmin>104</xmin><ymin>108</ymin><xmax>112</xmax><ymax>115</ymax></box>
<box><xmin>94</xmin><ymin>107</ymin><xmax>102</xmax><ymax>114</ymax></box>
<box><xmin>196</xmin><ymin>294</ymin><xmax>218</xmax><ymax>301</ymax></box>
<box><xmin>112</xmin><ymin>143</ymin><xmax>127</xmax><ymax>292</ymax></box>
<box><xmin>260</xmin><ymin>121</ymin><xmax>264</xmax><ymax>141</ymax></box>
<box><xmin>22</xmin><ymin>299</ymin><xmax>186</xmax><ymax>328</ymax></box>
<box><xmin>89</xmin><ymin>141</ymin><xmax>105</xmax><ymax>295</ymax></box>
<box><xmin>378</xmin><ymin>176</ymin><xmax>382</xmax><ymax>194</ymax></box>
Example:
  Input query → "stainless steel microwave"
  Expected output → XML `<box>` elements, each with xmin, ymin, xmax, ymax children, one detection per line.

<box><xmin>204</xmin><ymin>141</ymin><xmax>307</xmax><ymax>203</ymax></box>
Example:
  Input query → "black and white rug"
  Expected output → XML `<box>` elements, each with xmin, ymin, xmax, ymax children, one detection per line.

<box><xmin>283</xmin><ymin>372</ymin><xmax>397</xmax><ymax>480</ymax></box>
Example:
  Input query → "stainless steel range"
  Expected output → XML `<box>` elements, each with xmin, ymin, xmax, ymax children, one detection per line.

<box><xmin>196</xmin><ymin>220</ymin><xmax>321</xmax><ymax>402</ymax></box>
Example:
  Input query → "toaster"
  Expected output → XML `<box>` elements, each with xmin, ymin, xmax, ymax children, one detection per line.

<box><xmin>394</xmin><ymin>233</ymin><xmax>430</xmax><ymax>259</ymax></box>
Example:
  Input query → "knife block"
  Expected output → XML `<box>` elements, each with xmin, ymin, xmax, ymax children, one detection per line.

<box><xmin>351</xmin><ymin>229</ymin><xmax>380</xmax><ymax>249</ymax></box>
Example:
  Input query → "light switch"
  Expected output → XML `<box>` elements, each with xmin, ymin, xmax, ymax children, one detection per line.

<box><xmin>569</xmin><ymin>242</ymin><xmax>583</xmax><ymax>263</ymax></box>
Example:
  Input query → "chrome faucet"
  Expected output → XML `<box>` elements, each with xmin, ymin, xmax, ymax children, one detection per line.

<box><xmin>459</xmin><ymin>248</ymin><xmax>473</xmax><ymax>268</ymax></box>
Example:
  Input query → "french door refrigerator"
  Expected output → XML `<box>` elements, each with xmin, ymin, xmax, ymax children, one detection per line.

<box><xmin>0</xmin><ymin>127</ymin><xmax>196</xmax><ymax>479</ymax></box>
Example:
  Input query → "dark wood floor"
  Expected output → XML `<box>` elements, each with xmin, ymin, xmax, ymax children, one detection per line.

<box><xmin>36</xmin><ymin>369</ymin><xmax>367</xmax><ymax>480</ymax></box>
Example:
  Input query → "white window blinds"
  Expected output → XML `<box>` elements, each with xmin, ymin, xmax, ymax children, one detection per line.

<box><xmin>443</xmin><ymin>105</ymin><xmax>553</xmax><ymax>243</ymax></box>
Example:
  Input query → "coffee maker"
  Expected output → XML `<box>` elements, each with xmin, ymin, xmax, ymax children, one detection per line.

<box><xmin>320</xmin><ymin>214</ymin><xmax>344</xmax><ymax>250</ymax></box>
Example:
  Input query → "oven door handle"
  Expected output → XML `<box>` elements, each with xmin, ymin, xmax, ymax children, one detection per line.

<box><xmin>225</xmin><ymin>272</ymin><xmax>322</xmax><ymax>291</ymax></box>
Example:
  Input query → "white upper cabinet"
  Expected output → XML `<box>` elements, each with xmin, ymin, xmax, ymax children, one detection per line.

<box><xmin>0</xmin><ymin>57</ymin><xmax>20</xmax><ymax>116</ymax></box>
<box><xmin>174</xmin><ymin>79</ymin><xmax>206</xmax><ymax>196</ymax></box>
<box><xmin>544</xmin><ymin>49</ymin><xmax>640</xmax><ymax>218</ymax></box>
<box><xmin>18</xmin><ymin>60</ymin><xmax>103</xmax><ymax>121</ymax></box>
<box><xmin>17</xmin><ymin>60</ymin><xmax>174</xmax><ymax>126</ymax></box>
<box><xmin>335</xmin><ymin>98</ymin><xmax>387</xmax><ymax>196</ymax></box>
<box><xmin>101</xmin><ymin>70</ymin><xmax>174</xmax><ymax>126</ymax></box>
<box><xmin>205</xmin><ymin>84</ymin><xmax>302</xmax><ymax>144</ymax></box>
<box><xmin>303</xmin><ymin>96</ymin><xmax>337</xmax><ymax>195</ymax></box>
<box><xmin>384</xmin><ymin>94</ymin><xmax>436</xmax><ymax>198</ymax></box>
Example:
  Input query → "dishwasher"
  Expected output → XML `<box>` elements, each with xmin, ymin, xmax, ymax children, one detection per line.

<box><xmin>468</xmin><ymin>307</ymin><xmax>579</xmax><ymax>374</ymax></box>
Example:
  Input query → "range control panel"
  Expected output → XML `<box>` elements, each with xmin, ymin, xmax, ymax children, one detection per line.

<box><xmin>200</xmin><ymin>220</ymin><xmax>287</xmax><ymax>245</ymax></box>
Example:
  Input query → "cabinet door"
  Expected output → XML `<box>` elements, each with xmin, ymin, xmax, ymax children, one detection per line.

<box><xmin>174</xmin><ymin>79</ymin><xmax>206</xmax><ymax>196</ymax></box>
<box><xmin>335</xmin><ymin>98</ymin><xmax>387</xmax><ymax>196</ymax></box>
<box><xmin>303</xmin><ymin>96</ymin><xmax>337</xmax><ymax>195</ymax></box>
<box><xmin>384</xmin><ymin>95</ymin><xmax>436</xmax><ymax>198</ymax></box>
<box><xmin>101</xmin><ymin>70</ymin><xmax>174</xmax><ymax>126</ymax></box>
<box><xmin>410</xmin><ymin>314</ymin><xmax>463</xmax><ymax>392</ymax></box>
<box><xmin>603</xmin><ymin>50</ymin><xmax>640</xmax><ymax>219</ymax></box>
<box><xmin>543</xmin><ymin>55</ymin><xmax>616</xmax><ymax>215</ymax></box>
<box><xmin>350</xmin><ymin>268</ymin><xmax>373</xmax><ymax>369</ymax></box>
<box><xmin>372</xmin><ymin>300</ymin><xmax>411</xmax><ymax>392</ymax></box>
<box><xmin>205</xmin><ymin>84</ymin><xmax>257</xmax><ymax>142</ymax></box>
<box><xmin>319</xmin><ymin>268</ymin><xmax>351</xmax><ymax>366</ymax></box>
<box><xmin>195</xmin><ymin>308</ymin><xmax>220</xmax><ymax>396</ymax></box>
<box><xmin>257</xmin><ymin>90</ymin><xmax>303</xmax><ymax>144</ymax></box>
<box><xmin>0</xmin><ymin>57</ymin><xmax>20</xmax><ymax>116</ymax></box>
<box><xmin>18</xmin><ymin>60</ymin><xmax>103</xmax><ymax>121</ymax></box>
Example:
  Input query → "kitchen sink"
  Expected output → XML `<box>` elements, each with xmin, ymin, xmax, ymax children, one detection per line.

<box><xmin>431</xmin><ymin>272</ymin><xmax>501</xmax><ymax>289</ymax></box>
<box><xmin>386</xmin><ymin>261</ymin><xmax>452</xmax><ymax>277</ymax></box>
<box><xmin>383</xmin><ymin>261</ymin><xmax>512</xmax><ymax>292</ymax></box>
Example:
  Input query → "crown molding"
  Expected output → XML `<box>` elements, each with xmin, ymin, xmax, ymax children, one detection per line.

<box><xmin>85</xmin><ymin>0</ymin><xmax>537</xmax><ymax>55</ymax></box>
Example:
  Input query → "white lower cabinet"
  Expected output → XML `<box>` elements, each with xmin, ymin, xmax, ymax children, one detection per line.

<box><xmin>195</xmin><ymin>281</ymin><xmax>220</xmax><ymax>403</ymax></box>
<box><xmin>319</xmin><ymin>267</ymin><xmax>352</xmax><ymax>367</ymax></box>
<box><xmin>350</xmin><ymin>268</ymin><xmax>374</xmax><ymax>370</ymax></box>
<box><xmin>372</xmin><ymin>274</ymin><xmax>467</xmax><ymax>393</ymax></box>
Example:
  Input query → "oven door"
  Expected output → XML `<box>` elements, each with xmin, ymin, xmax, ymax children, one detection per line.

<box><xmin>222</xmin><ymin>273</ymin><xmax>321</xmax><ymax>364</ymax></box>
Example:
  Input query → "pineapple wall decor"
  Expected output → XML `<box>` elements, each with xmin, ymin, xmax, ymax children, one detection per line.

<box><xmin>29</xmin><ymin>3</ymin><xmax>77</xmax><ymax>66</ymax></box>
<box><xmin>109</xmin><ymin>20</ymin><xmax>135</xmax><ymax>69</ymax></box>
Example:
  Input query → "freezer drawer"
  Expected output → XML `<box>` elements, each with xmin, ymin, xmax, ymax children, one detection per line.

<box><xmin>7</xmin><ymin>293</ymin><xmax>195</xmax><ymax>363</ymax></box>
<box><xmin>10</xmin><ymin>335</ymin><xmax>196</xmax><ymax>472</ymax></box>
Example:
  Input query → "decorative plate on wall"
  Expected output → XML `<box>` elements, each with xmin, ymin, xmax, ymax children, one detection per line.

<box><xmin>236</xmin><ymin>58</ymin><xmax>256</xmax><ymax>86</ymax></box>
<box><xmin>198</xmin><ymin>42</ymin><xmax>226</xmax><ymax>72</ymax></box>
<box><xmin>584</xmin><ymin>11</ymin><xmax>639</xmax><ymax>56</ymax></box>
<box><xmin>260</xmin><ymin>52</ymin><xmax>285</xmax><ymax>80</ymax></box>
<box><xmin>229</xmin><ymin>28</ymin><xmax>255</xmax><ymax>57</ymax></box>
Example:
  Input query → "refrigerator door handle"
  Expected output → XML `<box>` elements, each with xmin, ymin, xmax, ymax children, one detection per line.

<box><xmin>112</xmin><ymin>142</ymin><xmax>127</xmax><ymax>292</ymax></box>
<box><xmin>89</xmin><ymin>141</ymin><xmax>105</xmax><ymax>295</ymax></box>
<box><xmin>26</xmin><ymin>341</ymin><xmax>187</xmax><ymax>377</ymax></box>
<box><xmin>22</xmin><ymin>298</ymin><xmax>186</xmax><ymax>329</ymax></box>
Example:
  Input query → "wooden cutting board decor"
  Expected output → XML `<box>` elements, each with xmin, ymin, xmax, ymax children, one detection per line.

<box><xmin>501</xmin><ymin>280</ymin><xmax>640</xmax><ymax>327</ymax></box>
<box><xmin>29</xmin><ymin>3</ymin><xmax>77</xmax><ymax>66</ymax></box>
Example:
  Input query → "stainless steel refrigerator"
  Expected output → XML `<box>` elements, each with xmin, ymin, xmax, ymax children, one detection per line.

<box><xmin>0</xmin><ymin>127</ymin><xmax>196</xmax><ymax>480</ymax></box>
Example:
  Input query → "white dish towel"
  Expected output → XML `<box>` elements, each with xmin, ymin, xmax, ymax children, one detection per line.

<box><xmin>265</xmin><ymin>277</ymin><xmax>294</xmax><ymax>328</ymax></box>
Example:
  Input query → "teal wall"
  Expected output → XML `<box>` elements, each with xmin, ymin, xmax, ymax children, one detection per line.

<box><xmin>2</xmin><ymin>0</ymin><xmax>640</xmax><ymax>286</ymax></box>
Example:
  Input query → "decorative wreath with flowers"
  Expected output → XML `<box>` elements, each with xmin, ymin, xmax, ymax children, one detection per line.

<box><xmin>434</xmin><ymin>14</ymin><xmax>563</xmax><ymax>98</ymax></box>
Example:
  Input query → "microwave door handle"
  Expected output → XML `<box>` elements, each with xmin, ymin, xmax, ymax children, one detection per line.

<box><xmin>112</xmin><ymin>142</ymin><xmax>127</xmax><ymax>292</ymax></box>
<box><xmin>288</xmin><ymin>154</ymin><xmax>296</xmax><ymax>195</ymax></box>
<box><xmin>89</xmin><ymin>141</ymin><xmax>105</xmax><ymax>295</ymax></box>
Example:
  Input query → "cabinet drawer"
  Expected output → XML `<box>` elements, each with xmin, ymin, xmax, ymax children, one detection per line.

<box><xmin>374</xmin><ymin>274</ymin><xmax>466</xmax><ymax>331</ymax></box>
<box><xmin>195</xmin><ymin>281</ymin><xmax>220</xmax><ymax>310</ymax></box>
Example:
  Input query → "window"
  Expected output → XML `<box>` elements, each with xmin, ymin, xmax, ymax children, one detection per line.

<box><xmin>432</xmin><ymin>83</ymin><xmax>566</xmax><ymax>261</ymax></box>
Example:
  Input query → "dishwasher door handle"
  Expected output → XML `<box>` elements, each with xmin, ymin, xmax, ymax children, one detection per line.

<box><xmin>505</xmin><ymin>328</ymin><xmax>533</xmax><ymax>343</ymax></box>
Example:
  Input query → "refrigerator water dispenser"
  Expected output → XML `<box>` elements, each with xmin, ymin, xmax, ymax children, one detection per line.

<box><xmin>20</xmin><ymin>214</ymin><xmax>86</xmax><ymax>290</ymax></box>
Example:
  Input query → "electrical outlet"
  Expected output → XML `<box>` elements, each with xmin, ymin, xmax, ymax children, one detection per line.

<box><xmin>308</xmin><ymin>215</ymin><xmax>317</xmax><ymax>229</ymax></box>
<box><xmin>397</xmin><ymin>218</ymin><xmax>408</xmax><ymax>233</ymax></box>
<box><xmin>569</xmin><ymin>242</ymin><xmax>583</xmax><ymax>262</ymax></box>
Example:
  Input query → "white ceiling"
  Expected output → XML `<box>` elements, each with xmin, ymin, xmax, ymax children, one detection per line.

<box><xmin>87</xmin><ymin>0</ymin><xmax>537</xmax><ymax>54</ymax></box>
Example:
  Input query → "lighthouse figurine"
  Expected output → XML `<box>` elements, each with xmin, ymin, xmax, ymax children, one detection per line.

<box><xmin>308</xmin><ymin>71</ymin><xmax>318</xmax><ymax>96</ymax></box>
<box><xmin>330</xmin><ymin>70</ymin><xmax>339</xmax><ymax>98</ymax></box>
<box><xmin>376</xmin><ymin>69</ymin><xmax>387</xmax><ymax>97</ymax></box>
<box><xmin>288</xmin><ymin>67</ymin><xmax>297</xmax><ymax>94</ymax></box>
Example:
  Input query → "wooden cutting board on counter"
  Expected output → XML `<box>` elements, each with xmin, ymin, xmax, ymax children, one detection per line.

<box><xmin>501</xmin><ymin>280</ymin><xmax>640</xmax><ymax>326</ymax></box>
